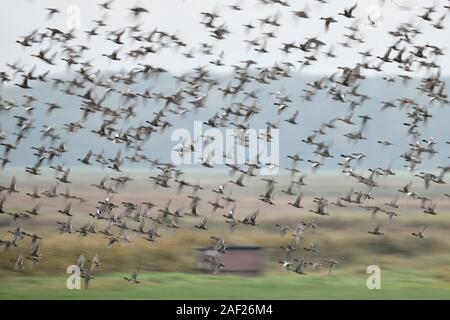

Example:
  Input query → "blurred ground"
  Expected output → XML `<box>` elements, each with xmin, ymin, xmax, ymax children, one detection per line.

<box><xmin>1</xmin><ymin>271</ymin><xmax>450</xmax><ymax>299</ymax></box>
<box><xmin>0</xmin><ymin>170</ymin><xmax>449</xmax><ymax>299</ymax></box>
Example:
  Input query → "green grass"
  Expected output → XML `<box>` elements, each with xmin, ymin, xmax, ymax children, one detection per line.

<box><xmin>2</xmin><ymin>189</ymin><xmax>449</xmax><ymax>300</ymax></box>
<box><xmin>1</xmin><ymin>270</ymin><xmax>450</xmax><ymax>300</ymax></box>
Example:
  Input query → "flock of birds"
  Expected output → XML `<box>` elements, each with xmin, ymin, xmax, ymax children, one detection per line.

<box><xmin>0</xmin><ymin>0</ymin><xmax>449</xmax><ymax>286</ymax></box>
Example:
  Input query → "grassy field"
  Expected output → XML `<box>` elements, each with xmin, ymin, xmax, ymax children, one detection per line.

<box><xmin>1</xmin><ymin>209</ymin><xmax>450</xmax><ymax>299</ymax></box>
<box><xmin>1</xmin><ymin>171</ymin><xmax>449</xmax><ymax>299</ymax></box>
<box><xmin>1</xmin><ymin>270</ymin><xmax>450</xmax><ymax>299</ymax></box>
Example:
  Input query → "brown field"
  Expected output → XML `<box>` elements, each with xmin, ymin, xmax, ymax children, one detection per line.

<box><xmin>0</xmin><ymin>169</ymin><xmax>449</xmax><ymax>299</ymax></box>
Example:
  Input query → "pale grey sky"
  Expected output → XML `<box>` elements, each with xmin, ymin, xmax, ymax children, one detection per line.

<box><xmin>0</xmin><ymin>0</ymin><xmax>449</xmax><ymax>76</ymax></box>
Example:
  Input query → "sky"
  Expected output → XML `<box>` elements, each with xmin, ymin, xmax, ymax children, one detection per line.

<box><xmin>1</xmin><ymin>0</ymin><xmax>449</xmax><ymax>76</ymax></box>
<box><xmin>0</xmin><ymin>0</ymin><xmax>448</xmax><ymax>172</ymax></box>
